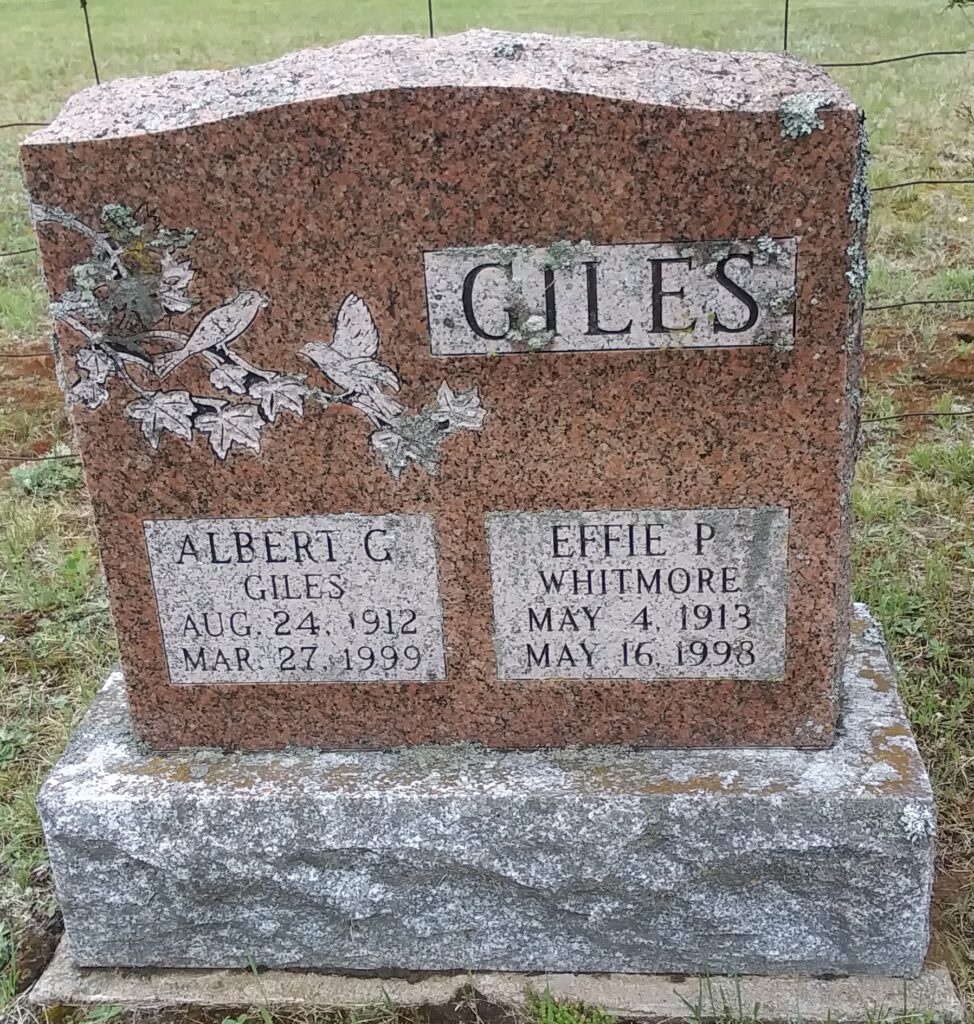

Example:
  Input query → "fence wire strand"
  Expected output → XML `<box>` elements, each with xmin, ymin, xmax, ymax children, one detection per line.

<box><xmin>0</xmin><ymin>452</ymin><xmax>80</xmax><ymax>463</ymax></box>
<box><xmin>864</xmin><ymin>410</ymin><xmax>974</xmax><ymax>424</ymax></box>
<box><xmin>873</xmin><ymin>177</ymin><xmax>974</xmax><ymax>192</ymax></box>
<box><xmin>79</xmin><ymin>0</ymin><xmax>100</xmax><ymax>84</ymax></box>
<box><xmin>822</xmin><ymin>48</ymin><xmax>971</xmax><ymax>67</ymax></box>
<box><xmin>866</xmin><ymin>297</ymin><xmax>974</xmax><ymax>311</ymax></box>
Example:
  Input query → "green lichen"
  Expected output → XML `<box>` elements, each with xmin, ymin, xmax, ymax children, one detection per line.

<box><xmin>849</xmin><ymin>114</ymin><xmax>871</xmax><ymax>225</ymax></box>
<box><xmin>492</xmin><ymin>40</ymin><xmax>525</xmax><ymax>60</ymax></box>
<box><xmin>373</xmin><ymin>405</ymin><xmax>448</xmax><ymax>477</ymax></box>
<box><xmin>437</xmin><ymin>242</ymin><xmax>519</xmax><ymax>264</ymax></box>
<box><xmin>152</xmin><ymin>227</ymin><xmax>198</xmax><ymax>251</ymax></box>
<box><xmin>755</xmin><ymin>236</ymin><xmax>782</xmax><ymax>264</ymax></box>
<box><xmin>498</xmin><ymin>283</ymin><xmax>555</xmax><ymax>351</ymax></box>
<box><xmin>542</xmin><ymin>239</ymin><xmax>596</xmax><ymax>270</ymax></box>
<box><xmin>778</xmin><ymin>91</ymin><xmax>834</xmax><ymax>139</ymax></box>
<box><xmin>756</xmin><ymin>286</ymin><xmax>796</xmax><ymax>352</ymax></box>
<box><xmin>525</xmin><ymin>324</ymin><xmax>555</xmax><ymax>350</ymax></box>
<box><xmin>845</xmin><ymin>242</ymin><xmax>868</xmax><ymax>294</ymax></box>
<box><xmin>507</xmin><ymin>308</ymin><xmax>554</xmax><ymax>350</ymax></box>
<box><xmin>478</xmin><ymin>242</ymin><xmax>519</xmax><ymax>264</ymax></box>
<box><xmin>768</xmin><ymin>287</ymin><xmax>796</xmax><ymax>319</ymax></box>
<box><xmin>100</xmin><ymin>202</ymin><xmax>142</xmax><ymax>240</ymax></box>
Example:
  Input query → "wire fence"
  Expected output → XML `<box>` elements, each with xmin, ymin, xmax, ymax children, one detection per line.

<box><xmin>1</xmin><ymin>0</ymin><xmax>972</xmax><ymax>461</ymax></box>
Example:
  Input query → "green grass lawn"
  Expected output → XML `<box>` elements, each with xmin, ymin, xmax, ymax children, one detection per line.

<box><xmin>1</xmin><ymin>1</ymin><xmax>973</xmax><ymax>1020</ymax></box>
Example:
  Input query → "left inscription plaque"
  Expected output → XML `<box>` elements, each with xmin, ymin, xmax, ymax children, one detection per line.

<box><xmin>144</xmin><ymin>515</ymin><xmax>446</xmax><ymax>684</ymax></box>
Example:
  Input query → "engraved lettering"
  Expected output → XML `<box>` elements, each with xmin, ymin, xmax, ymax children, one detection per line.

<box><xmin>584</xmin><ymin>261</ymin><xmax>632</xmax><ymax>337</ymax></box>
<box><xmin>144</xmin><ymin>515</ymin><xmax>446</xmax><ymax>685</ymax></box>
<box><xmin>426</xmin><ymin>239</ymin><xmax>797</xmax><ymax>355</ymax></box>
<box><xmin>649</xmin><ymin>257</ymin><xmax>696</xmax><ymax>334</ymax></box>
<box><xmin>488</xmin><ymin>508</ymin><xmax>788</xmax><ymax>682</ymax></box>
<box><xmin>364</xmin><ymin>528</ymin><xmax>392</xmax><ymax>563</ymax></box>
<box><xmin>461</xmin><ymin>263</ymin><xmax>510</xmax><ymax>341</ymax></box>
<box><xmin>176</xmin><ymin>535</ymin><xmax>200</xmax><ymax>564</ymax></box>
<box><xmin>713</xmin><ymin>254</ymin><xmax>760</xmax><ymax>333</ymax></box>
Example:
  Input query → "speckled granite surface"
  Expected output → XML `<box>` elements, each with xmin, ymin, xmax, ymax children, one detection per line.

<box><xmin>21</xmin><ymin>31</ymin><xmax>866</xmax><ymax>750</ymax></box>
<box><xmin>39</xmin><ymin>605</ymin><xmax>934</xmax><ymax>974</ymax></box>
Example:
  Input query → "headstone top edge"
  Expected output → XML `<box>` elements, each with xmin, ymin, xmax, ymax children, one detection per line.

<box><xmin>25</xmin><ymin>29</ymin><xmax>855</xmax><ymax>147</ymax></box>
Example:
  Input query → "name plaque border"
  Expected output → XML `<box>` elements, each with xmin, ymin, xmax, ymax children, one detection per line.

<box><xmin>423</xmin><ymin>235</ymin><xmax>800</xmax><ymax>357</ymax></box>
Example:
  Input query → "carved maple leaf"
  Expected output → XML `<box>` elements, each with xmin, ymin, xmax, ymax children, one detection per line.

<box><xmin>104</xmin><ymin>274</ymin><xmax>163</xmax><ymax>328</ymax></box>
<box><xmin>67</xmin><ymin>378</ymin><xmax>110</xmax><ymax>410</ymax></box>
<box><xmin>209</xmin><ymin>363</ymin><xmax>250</xmax><ymax>395</ymax></box>
<box><xmin>157</xmin><ymin>252</ymin><xmax>196</xmax><ymax>314</ymax></box>
<box><xmin>248</xmin><ymin>374</ymin><xmax>307</xmax><ymax>422</ymax></box>
<box><xmin>76</xmin><ymin>346</ymin><xmax>116</xmax><ymax>384</ymax></box>
<box><xmin>124</xmin><ymin>390</ymin><xmax>195</xmax><ymax>449</ymax></box>
<box><xmin>370</xmin><ymin>429</ymin><xmax>410</xmax><ymax>480</ymax></box>
<box><xmin>434</xmin><ymin>382</ymin><xmax>486</xmax><ymax>431</ymax></box>
<box><xmin>194</xmin><ymin>403</ymin><xmax>263</xmax><ymax>459</ymax></box>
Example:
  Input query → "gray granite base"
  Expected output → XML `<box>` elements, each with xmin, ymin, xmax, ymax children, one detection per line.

<box><xmin>39</xmin><ymin>604</ymin><xmax>934</xmax><ymax>976</ymax></box>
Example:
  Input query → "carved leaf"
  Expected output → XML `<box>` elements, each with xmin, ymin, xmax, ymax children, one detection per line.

<box><xmin>104</xmin><ymin>274</ymin><xmax>163</xmax><ymax>328</ymax></box>
<box><xmin>370</xmin><ymin>429</ymin><xmax>409</xmax><ymax>480</ymax></box>
<box><xmin>100</xmin><ymin>203</ymin><xmax>142</xmax><ymax>242</ymax></box>
<box><xmin>53</xmin><ymin>289</ymin><xmax>108</xmax><ymax>326</ymax></box>
<box><xmin>369</xmin><ymin>408</ymin><xmax>444</xmax><ymax>479</ymax></box>
<box><xmin>76</xmin><ymin>346</ymin><xmax>116</xmax><ymax>384</ymax></box>
<box><xmin>124</xmin><ymin>390</ymin><xmax>196</xmax><ymax>449</ymax></box>
<box><xmin>209</xmin><ymin>363</ymin><xmax>250</xmax><ymax>395</ymax></box>
<box><xmin>158</xmin><ymin>252</ymin><xmax>196</xmax><ymax>314</ymax></box>
<box><xmin>194</xmin><ymin>403</ymin><xmax>263</xmax><ymax>459</ymax></box>
<box><xmin>434</xmin><ymin>382</ymin><xmax>486</xmax><ymax>432</ymax></box>
<box><xmin>248</xmin><ymin>374</ymin><xmax>307</xmax><ymax>422</ymax></box>
<box><xmin>67</xmin><ymin>379</ymin><xmax>109</xmax><ymax>411</ymax></box>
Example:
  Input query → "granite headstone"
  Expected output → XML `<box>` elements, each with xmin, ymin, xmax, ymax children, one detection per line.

<box><xmin>26</xmin><ymin>34</ymin><xmax>936</xmax><ymax>982</ymax></box>
<box><xmin>22</xmin><ymin>31</ymin><xmax>866</xmax><ymax>750</ymax></box>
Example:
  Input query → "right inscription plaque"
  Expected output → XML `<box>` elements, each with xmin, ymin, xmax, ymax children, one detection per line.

<box><xmin>488</xmin><ymin>508</ymin><xmax>789</xmax><ymax>682</ymax></box>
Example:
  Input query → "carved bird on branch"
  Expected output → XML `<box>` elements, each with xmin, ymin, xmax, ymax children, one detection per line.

<box><xmin>152</xmin><ymin>289</ymin><xmax>267</xmax><ymax>378</ymax></box>
<box><xmin>301</xmin><ymin>293</ymin><xmax>404</xmax><ymax>422</ymax></box>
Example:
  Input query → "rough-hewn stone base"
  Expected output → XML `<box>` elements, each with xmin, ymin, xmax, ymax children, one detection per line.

<box><xmin>39</xmin><ymin>605</ymin><xmax>934</xmax><ymax>976</ymax></box>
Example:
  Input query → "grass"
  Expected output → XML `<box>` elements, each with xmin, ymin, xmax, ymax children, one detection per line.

<box><xmin>1</xmin><ymin>0</ymin><xmax>973</xmax><ymax>1020</ymax></box>
<box><xmin>855</xmin><ymin>409</ymin><xmax>974</xmax><ymax>998</ymax></box>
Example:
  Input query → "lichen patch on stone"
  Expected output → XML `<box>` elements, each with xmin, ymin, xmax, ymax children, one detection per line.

<box><xmin>778</xmin><ymin>90</ymin><xmax>834</xmax><ymax>138</ymax></box>
<box><xmin>542</xmin><ymin>238</ymin><xmax>597</xmax><ymax>270</ymax></box>
<box><xmin>845</xmin><ymin>241</ymin><xmax>868</xmax><ymax>294</ymax></box>
<box><xmin>849</xmin><ymin>114</ymin><xmax>871</xmax><ymax>225</ymax></box>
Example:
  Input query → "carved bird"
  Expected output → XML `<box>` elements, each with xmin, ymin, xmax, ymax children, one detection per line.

<box><xmin>153</xmin><ymin>289</ymin><xmax>267</xmax><ymax>378</ymax></box>
<box><xmin>301</xmin><ymin>294</ymin><xmax>404</xmax><ymax>422</ymax></box>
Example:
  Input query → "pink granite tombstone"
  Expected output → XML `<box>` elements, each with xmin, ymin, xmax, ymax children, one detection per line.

<box><xmin>21</xmin><ymin>31</ymin><xmax>867</xmax><ymax>750</ymax></box>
